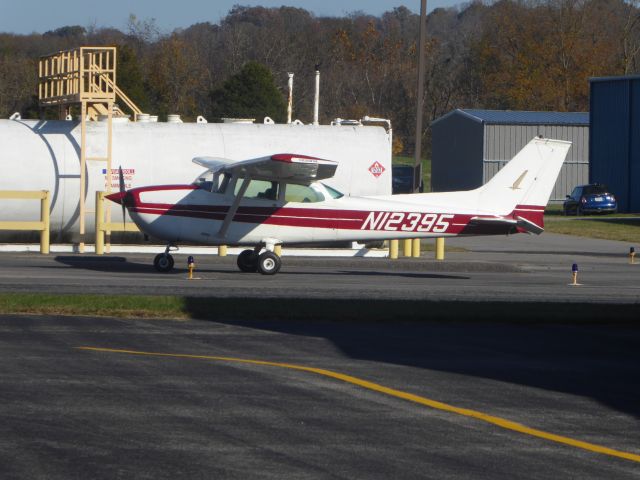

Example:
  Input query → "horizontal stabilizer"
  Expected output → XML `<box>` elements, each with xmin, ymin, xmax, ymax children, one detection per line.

<box><xmin>468</xmin><ymin>215</ymin><xmax>544</xmax><ymax>235</ymax></box>
<box><xmin>515</xmin><ymin>216</ymin><xmax>544</xmax><ymax>235</ymax></box>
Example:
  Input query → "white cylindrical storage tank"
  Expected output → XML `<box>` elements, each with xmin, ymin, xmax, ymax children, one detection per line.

<box><xmin>0</xmin><ymin>119</ymin><xmax>392</xmax><ymax>242</ymax></box>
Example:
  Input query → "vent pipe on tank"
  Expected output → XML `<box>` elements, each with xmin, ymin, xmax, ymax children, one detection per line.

<box><xmin>287</xmin><ymin>72</ymin><xmax>294</xmax><ymax>124</ymax></box>
<box><xmin>313</xmin><ymin>64</ymin><xmax>320</xmax><ymax>125</ymax></box>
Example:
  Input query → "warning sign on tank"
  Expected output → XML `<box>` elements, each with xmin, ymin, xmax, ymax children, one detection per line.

<box><xmin>103</xmin><ymin>168</ymin><xmax>135</xmax><ymax>190</ymax></box>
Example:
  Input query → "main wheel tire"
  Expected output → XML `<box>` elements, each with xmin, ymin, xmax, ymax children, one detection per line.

<box><xmin>257</xmin><ymin>251</ymin><xmax>281</xmax><ymax>275</ymax></box>
<box><xmin>154</xmin><ymin>253</ymin><xmax>174</xmax><ymax>273</ymax></box>
<box><xmin>237</xmin><ymin>249</ymin><xmax>258</xmax><ymax>272</ymax></box>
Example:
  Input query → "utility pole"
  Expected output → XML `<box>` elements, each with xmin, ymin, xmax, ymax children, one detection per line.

<box><xmin>414</xmin><ymin>0</ymin><xmax>427</xmax><ymax>192</ymax></box>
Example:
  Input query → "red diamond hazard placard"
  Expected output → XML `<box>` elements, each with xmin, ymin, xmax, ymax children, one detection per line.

<box><xmin>369</xmin><ymin>161</ymin><xmax>385</xmax><ymax>178</ymax></box>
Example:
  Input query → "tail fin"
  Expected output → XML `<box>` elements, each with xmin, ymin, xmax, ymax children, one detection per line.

<box><xmin>477</xmin><ymin>137</ymin><xmax>571</xmax><ymax>221</ymax></box>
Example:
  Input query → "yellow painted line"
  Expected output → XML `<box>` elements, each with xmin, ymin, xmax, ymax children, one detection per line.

<box><xmin>76</xmin><ymin>346</ymin><xmax>640</xmax><ymax>464</ymax></box>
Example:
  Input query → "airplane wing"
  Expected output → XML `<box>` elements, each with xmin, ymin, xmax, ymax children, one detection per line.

<box><xmin>193</xmin><ymin>154</ymin><xmax>338</xmax><ymax>183</ymax></box>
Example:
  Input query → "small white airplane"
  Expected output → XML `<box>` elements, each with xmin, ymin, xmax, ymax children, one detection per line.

<box><xmin>107</xmin><ymin>136</ymin><xmax>571</xmax><ymax>275</ymax></box>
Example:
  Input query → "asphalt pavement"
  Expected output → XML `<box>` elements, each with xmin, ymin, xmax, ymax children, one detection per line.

<box><xmin>0</xmin><ymin>233</ymin><xmax>639</xmax><ymax>478</ymax></box>
<box><xmin>0</xmin><ymin>314</ymin><xmax>638</xmax><ymax>479</ymax></box>
<box><xmin>0</xmin><ymin>233</ymin><xmax>638</xmax><ymax>306</ymax></box>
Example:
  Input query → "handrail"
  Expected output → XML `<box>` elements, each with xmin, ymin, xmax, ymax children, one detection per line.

<box><xmin>0</xmin><ymin>191</ymin><xmax>50</xmax><ymax>254</ymax></box>
<box><xmin>95</xmin><ymin>191</ymin><xmax>139</xmax><ymax>255</ymax></box>
<box><xmin>87</xmin><ymin>64</ymin><xmax>143</xmax><ymax>118</ymax></box>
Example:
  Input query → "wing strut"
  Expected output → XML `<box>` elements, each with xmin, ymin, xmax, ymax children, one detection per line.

<box><xmin>217</xmin><ymin>176</ymin><xmax>251</xmax><ymax>239</ymax></box>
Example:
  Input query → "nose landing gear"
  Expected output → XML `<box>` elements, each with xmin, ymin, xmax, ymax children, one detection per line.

<box><xmin>154</xmin><ymin>244</ymin><xmax>178</xmax><ymax>272</ymax></box>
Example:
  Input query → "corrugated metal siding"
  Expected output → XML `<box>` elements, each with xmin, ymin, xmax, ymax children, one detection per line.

<box><xmin>483</xmin><ymin>125</ymin><xmax>588</xmax><ymax>203</ymax></box>
<box><xmin>590</xmin><ymin>79</ymin><xmax>630</xmax><ymax>211</ymax></box>
<box><xmin>431</xmin><ymin>113</ymin><xmax>484</xmax><ymax>192</ymax></box>
<box><xmin>630</xmin><ymin>80</ymin><xmax>640</xmax><ymax>211</ymax></box>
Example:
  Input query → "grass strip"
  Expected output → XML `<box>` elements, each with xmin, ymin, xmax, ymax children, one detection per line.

<box><xmin>0</xmin><ymin>294</ymin><xmax>638</xmax><ymax>323</ymax></box>
<box><xmin>545</xmin><ymin>217</ymin><xmax>640</xmax><ymax>243</ymax></box>
<box><xmin>0</xmin><ymin>294</ymin><xmax>188</xmax><ymax>319</ymax></box>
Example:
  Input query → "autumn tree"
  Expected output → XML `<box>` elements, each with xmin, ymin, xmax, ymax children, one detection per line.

<box><xmin>209</xmin><ymin>61</ymin><xmax>287</xmax><ymax>122</ymax></box>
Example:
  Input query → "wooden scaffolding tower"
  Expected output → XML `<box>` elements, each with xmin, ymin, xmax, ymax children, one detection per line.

<box><xmin>38</xmin><ymin>46</ymin><xmax>143</xmax><ymax>252</ymax></box>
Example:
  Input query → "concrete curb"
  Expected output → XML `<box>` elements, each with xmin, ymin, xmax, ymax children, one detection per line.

<box><xmin>0</xmin><ymin>243</ymin><xmax>390</xmax><ymax>258</ymax></box>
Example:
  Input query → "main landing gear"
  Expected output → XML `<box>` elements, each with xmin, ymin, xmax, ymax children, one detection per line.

<box><xmin>154</xmin><ymin>244</ymin><xmax>178</xmax><ymax>273</ymax></box>
<box><xmin>237</xmin><ymin>245</ymin><xmax>281</xmax><ymax>275</ymax></box>
<box><xmin>152</xmin><ymin>244</ymin><xmax>282</xmax><ymax>275</ymax></box>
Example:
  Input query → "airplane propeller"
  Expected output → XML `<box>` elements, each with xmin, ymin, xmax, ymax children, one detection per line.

<box><xmin>118</xmin><ymin>166</ymin><xmax>126</xmax><ymax>228</ymax></box>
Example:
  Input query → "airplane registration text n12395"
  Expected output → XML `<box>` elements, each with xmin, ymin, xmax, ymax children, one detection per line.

<box><xmin>361</xmin><ymin>211</ymin><xmax>454</xmax><ymax>232</ymax></box>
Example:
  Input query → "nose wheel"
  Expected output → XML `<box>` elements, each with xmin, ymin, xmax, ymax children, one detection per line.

<box><xmin>154</xmin><ymin>253</ymin><xmax>174</xmax><ymax>272</ymax></box>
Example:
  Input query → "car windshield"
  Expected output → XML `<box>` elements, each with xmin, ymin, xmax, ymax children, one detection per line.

<box><xmin>583</xmin><ymin>185</ymin><xmax>609</xmax><ymax>195</ymax></box>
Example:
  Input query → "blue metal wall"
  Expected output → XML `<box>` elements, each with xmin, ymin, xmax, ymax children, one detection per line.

<box><xmin>590</xmin><ymin>76</ymin><xmax>640</xmax><ymax>212</ymax></box>
<box><xmin>431</xmin><ymin>112</ymin><xmax>484</xmax><ymax>192</ymax></box>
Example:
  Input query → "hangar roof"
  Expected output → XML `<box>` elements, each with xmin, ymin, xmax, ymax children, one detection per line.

<box><xmin>433</xmin><ymin>109</ymin><xmax>589</xmax><ymax>126</ymax></box>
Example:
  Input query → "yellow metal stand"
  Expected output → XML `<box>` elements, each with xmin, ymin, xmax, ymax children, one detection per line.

<box><xmin>274</xmin><ymin>245</ymin><xmax>282</xmax><ymax>256</ymax></box>
<box><xmin>0</xmin><ymin>191</ymin><xmax>50</xmax><ymax>254</ymax></box>
<box><xmin>403</xmin><ymin>238</ymin><xmax>412</xmax><ymax>257</ymax></box>
<box><xmin>571</xmin><ymin>271</ymin><xmax>578</xmax><ymax>285</ymax></box>
<box><xmin>412</xmin><ymin>238</ymin><xmax>420</xmax><ymax>258</ymax></box>
<box><xmin>218</xmin><ymin>245</ymin><xmax>228</xmax><ymax>257</ymax></box>
<box><xmin>435</xmin><ymin>237</ymin><xmax>445</xmax><ymax>260</ymax></box>
<box><xmin>389</xmin><ymin>239</ymin><xmax>399</xmax><ymax>259</ymax></box>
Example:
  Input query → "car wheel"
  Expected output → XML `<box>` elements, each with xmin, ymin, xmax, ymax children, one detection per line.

<box><xmin>154</xmin><ymin>253</ymin><xmax>174</xmax><ymax>273</ymax></box>
<box><xmin>257</xmin><ymin>251</ymin><xmax>281</xmax><ymax>275</ymax></box>
<box><xmin>237</xmin><ymin>249</ymin><xmax>258</xmax><ymax>273</ymax></box>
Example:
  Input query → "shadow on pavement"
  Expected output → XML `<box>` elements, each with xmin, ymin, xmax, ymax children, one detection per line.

<box><xmin>182</xmin><ymin>297</ymin><xmax>640</xmax><ymax>419</ymax></box>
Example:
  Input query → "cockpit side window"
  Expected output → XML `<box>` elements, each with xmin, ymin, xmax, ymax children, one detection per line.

<box><xmin>284</xmin><ymin>183</ymin><xmax>325</xmax><ymax>203</ymax></box>
<box><xmin>234</xmin><ymin>178</ymin><xmax>280</xmax><ymax>201</ymax></box>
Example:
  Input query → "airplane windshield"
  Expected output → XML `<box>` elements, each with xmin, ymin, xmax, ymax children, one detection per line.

<box><xmin>194</xmin><ymin>172</ymin><xmax>230</xmax><ymax>193</ymax></box>
<box><xmin>321</xmin><ymin>183</ymin><xmax>344</xmax><ymax>199</ymax></box>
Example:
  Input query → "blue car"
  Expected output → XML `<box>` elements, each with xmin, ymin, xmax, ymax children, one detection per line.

<box><xmin>392</xmin><ymin>165</ymin><xmax>423</xmax><ymax>194</ymax></box>
<box><xmin>563</xmin><ymin>184</ymin><xmax>617</xmax><ymax>215</ymax></box>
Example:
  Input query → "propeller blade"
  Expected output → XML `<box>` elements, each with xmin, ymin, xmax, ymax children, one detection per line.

<box><xmin>118</xmin><ymin>166</ymin><xmax>126</xmax><ymax>228</ymax></box>
<box><xmin>118</xmin><ymin>166</ymin><xmax>126</xmax><ymax>194</ymax></box>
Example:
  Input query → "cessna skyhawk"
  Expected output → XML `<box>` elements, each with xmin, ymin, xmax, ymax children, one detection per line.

<box><xmin>107</xmin><ymin>137</ymin><xmax>571</xmax><ymax>275</ymax></box>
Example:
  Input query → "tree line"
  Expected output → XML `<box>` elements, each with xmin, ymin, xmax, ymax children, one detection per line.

<box><xmin>0</xmin><ymin>0</ymin><xmax>638</xmax><ymax>156</ymax></box>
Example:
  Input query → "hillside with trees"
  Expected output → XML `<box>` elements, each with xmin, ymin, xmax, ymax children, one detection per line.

<box><xmin>0</xmin><ymin>0</ymin><xmax>639</xmax><ymax>156</ymax></box>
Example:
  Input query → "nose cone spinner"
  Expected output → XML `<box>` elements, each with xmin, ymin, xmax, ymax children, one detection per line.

<box><xmin>106</xmin><ymin>191</ymin><xmax>127</xmax><ymax>205</ymax></box>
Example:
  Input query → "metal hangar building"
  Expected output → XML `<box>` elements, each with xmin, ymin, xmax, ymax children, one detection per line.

<box><xmin>590</xmin><ymin>76</ymin><xmax>640</xmax><ymax>213</ymax></box>
<box><xmin>430</xmin><ymin>109</ymin><xmax>589</xmax><ymax>203</ymax></box>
